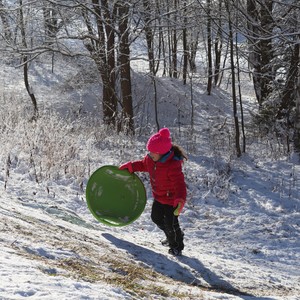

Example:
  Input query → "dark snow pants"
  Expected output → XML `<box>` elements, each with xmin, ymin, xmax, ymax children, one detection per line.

<box><xmin>151</xmin><ymin>200</ymin><xmax>184</xmax><ymax>251</ymax></box>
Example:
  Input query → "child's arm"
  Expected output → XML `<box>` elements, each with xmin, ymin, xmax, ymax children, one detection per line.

<box><xmin>119</xmin><ymin>156</ymin><xmax>148</xmax><ymax>173</ymax></box>
<box><xmin>170</xmin><ymin>161</ymin><xmax>187</xmax><ymax>215</ymax></box>
<box><xmin>170</xmin><ymin>161</ymin><xmax>187</xmax><ymax>199</ymax></box>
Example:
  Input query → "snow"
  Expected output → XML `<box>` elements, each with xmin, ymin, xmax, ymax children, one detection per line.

<box><xmin>1</xmin><ymin>52</ymin><xmax>300</xmax><ymax>300</ymax></box>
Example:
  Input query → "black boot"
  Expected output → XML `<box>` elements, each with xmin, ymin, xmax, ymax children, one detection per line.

<box><xmin>168</xmin><ymin>248</ymin><xmax>182</xmax><ymax>256</ymax></box>
<box><xmin>161</xmin><ymin>238</ymin><xmax>169</xmax><ymax>247</ymax></box>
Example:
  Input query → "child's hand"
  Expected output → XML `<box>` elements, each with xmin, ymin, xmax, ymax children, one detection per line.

<box><xmin>173</xmin><ymin>199</ymin><xmax>185</xmax><ymax>216</ymax></box>
<box><xmin>119</xmin><ymin>162</ymin><xmax>134</xmax><ymax>173</ymax></box>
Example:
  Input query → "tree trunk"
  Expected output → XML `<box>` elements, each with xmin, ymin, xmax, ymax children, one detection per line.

<box><xmin>182</xmin><ymin>0</ymin><xmax>188</xmax><ymax>85</ymax></box>
<box><xmin>235</xmin><ymin>18</ymin><xmax>246</xmax><ymax>153</ymax></box>
<box><xmin>19</xmin><ymin>0</ymin><xmax>38</xmax><ymax>120</ymax></box>
<box><xmin>206</xmin><ymin>0</ymin><xmax>212</xmax><ymax>95</ymax></box>
<box><xmin>247</xmin><ymin>0</ymin><xmax>274</xmax><ymax>105</ymax></box>
<box><xmin>277</xmin><ymin>43</ymin><xmax>299</xmax><ymax>119</ymax></box>
<box><xmin>259</xmin><ymin>0</ymin><xmax>274</xmax><ymax>103</ymax></box>
<box><xmin>152</xmin><ymin>76</ymin><xmax>160</xmax><ymax>131</ymax></box>
<box><xmin>294</xmin><ymin>49</ymin><xmax>300</xmax><ymax>154</ymax></box>
<box><xmin>188</xmin><ymin>38</ymin><xmax>198</xmax><ymax>73</ymax></box>
<box><xmin>214</xmin><ymin>0</ymin><xmax>222</xmax><ymax>86</ymax></box>
<box><xmin>226</xmin><ymin>2</ymin><xmax>241</xmax><ymax>157</ymax></box>
<box><xmin>118</xmin><ymin>3</ymin><xmax>134</xmax><ymax>134</ymax></box>
<box><xmin>143</xmin><ymin>0</ymin><xmax>155</xmax><ymax>75</ymax></box>
<box><xmin>171</xmin><ymin>0</ymin><xmax>178</xmax><ymax>78</ymax></box>
<box><xmin>90</xmin><ymin>0</ymin><xmax>117</xmax><ymax>126</ymax></box>
<box><xmin>247</xmin><ymin>0</ymin><xmax>262</xmax><ymax>104</ymax></box>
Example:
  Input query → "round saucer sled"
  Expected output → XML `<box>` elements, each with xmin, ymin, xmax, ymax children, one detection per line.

<box><xmin>86</xmin><ymin>165</ymin><xmax>146</xmax><ymax>226</ymax></box>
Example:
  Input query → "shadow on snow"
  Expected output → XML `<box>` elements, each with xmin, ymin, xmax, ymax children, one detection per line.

<box><xmin>102</xmin><ymin>233</ymin><xmax>261</xmax><ymax>298</ymax></box>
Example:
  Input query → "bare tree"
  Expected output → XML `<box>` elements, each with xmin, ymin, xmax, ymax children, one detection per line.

<box><xmin>118</xmin><ymin>2</ymin><xmax>134</xmax><ymax>133</ymax></box>
<box><xmin>19</xmin><ymin>0</ymin><xmax>38</xmax><ymax>120</ymax></box>
<box><xmin>43</xmin><ymin>1</ymin><xmax>60</xmax><ymax>44</ymax></box>
<box><xmin>206</xmin><ymin>0</ymin><xmax>213</xmax><ymax>95</ymax></box>
<box><xmin>295</xmin><ymin>52</ymin><xmax>300</xmax><ymax>154</ymax></box>
<box><xmin>78</xmin><ymin>0</ymin><xmax>135</xmax><ymax>133</ymax></box>
<box><xmin>226</xmin><ymin>0</ymin><xmax>241</xmax><ymax>157</ymax></box>
<box><xmin>182</xmin><ymin>0</ymin><xmax>188</xmax><ymax>85</ymax></box>
<box><xmin>142</xmin><ymin>0</ymin><xmax>156</xmax><ymax>75</ymax></box>
<box><xmin>213</xmin><ymin>0</ymin><xmax>223</xmax><ymax>86</ymax></box>
<box><xmin>246</xmin><ymin>0</ymin><xmax>275</xmax><ymax>105</ymax></box>
<box><xmin>168</xmin><ymin>0</ymin><xmax>178</xmax><ymax>78</ymax></box>
<box><xmin>0</xmin><ymin>0</ymin><xmax>12</xmax><ymax>42</ymax></box>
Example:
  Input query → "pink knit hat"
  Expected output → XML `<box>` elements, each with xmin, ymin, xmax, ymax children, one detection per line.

<box><xmin>147</xmin><ymin>128</ymin><xmax>172</xmax><ymax>154</ymax></box>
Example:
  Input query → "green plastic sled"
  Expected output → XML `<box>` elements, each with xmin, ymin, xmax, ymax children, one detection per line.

<box><xmin>86</xmin><ymin>165</ymin><xmax>146</xmax><ymax>227</ymax></box>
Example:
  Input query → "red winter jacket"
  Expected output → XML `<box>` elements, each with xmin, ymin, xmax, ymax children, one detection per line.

<box><xmin>131</xmin><ymin>150</ymin><xmax>187</xmax><ymax>206</ymax></box>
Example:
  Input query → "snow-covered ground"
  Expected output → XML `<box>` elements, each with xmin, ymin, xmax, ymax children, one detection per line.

<box><xmin>0</xmin><ymin>53</ymin><xmax>300</xmax><ymax>300</ymax></box>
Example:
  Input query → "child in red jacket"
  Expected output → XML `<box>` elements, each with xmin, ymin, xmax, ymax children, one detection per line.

<box><xmin>120</xmin><ymin>128</ymin><xmax>187</xmax><ymax>256</ymax></box>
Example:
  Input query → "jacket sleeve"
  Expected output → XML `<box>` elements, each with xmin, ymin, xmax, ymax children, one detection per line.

<box><xmin>169</xmin><ymin>161</ymin><xmax>187</xmax><ymax>200</ymax></box>
<box><xmin>131</xmin><ymin>155</ymin><xmax>148</xmax><ymax>172</ymax></box>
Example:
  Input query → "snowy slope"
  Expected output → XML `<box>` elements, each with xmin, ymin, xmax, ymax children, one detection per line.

<box><xmin>1</xmin><ymin>53</ymin><xmax>300</xmax><ymax>299</ymax></box>
<box><xmin>1</xmin><ymin>154</ymin><xmax>299</xmax><ymax>300</ymax></box>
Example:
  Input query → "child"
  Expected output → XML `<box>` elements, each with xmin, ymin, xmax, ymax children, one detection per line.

<box><xmin>119</xmin><ymin>127</ymin><xmax>187</xmax><ymax>256</ymax></box>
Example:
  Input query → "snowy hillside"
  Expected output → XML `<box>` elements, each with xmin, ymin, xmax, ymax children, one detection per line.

<box><xmin>0</xmin><ymin>53</ymin><xmax>300</xmax><ymax>300</ymax></box>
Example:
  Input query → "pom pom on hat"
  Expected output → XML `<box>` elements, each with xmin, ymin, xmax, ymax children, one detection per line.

<box><xmin>147</xmin><ymin>128</ymin><xmax>172</xmax><ymax>154</ymax></box>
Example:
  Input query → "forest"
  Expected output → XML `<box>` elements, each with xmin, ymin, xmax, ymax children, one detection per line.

<box><xmin>0</xmin><ymin>0</ymin><xmax>299</xmax><ymax>158</ymax></box>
